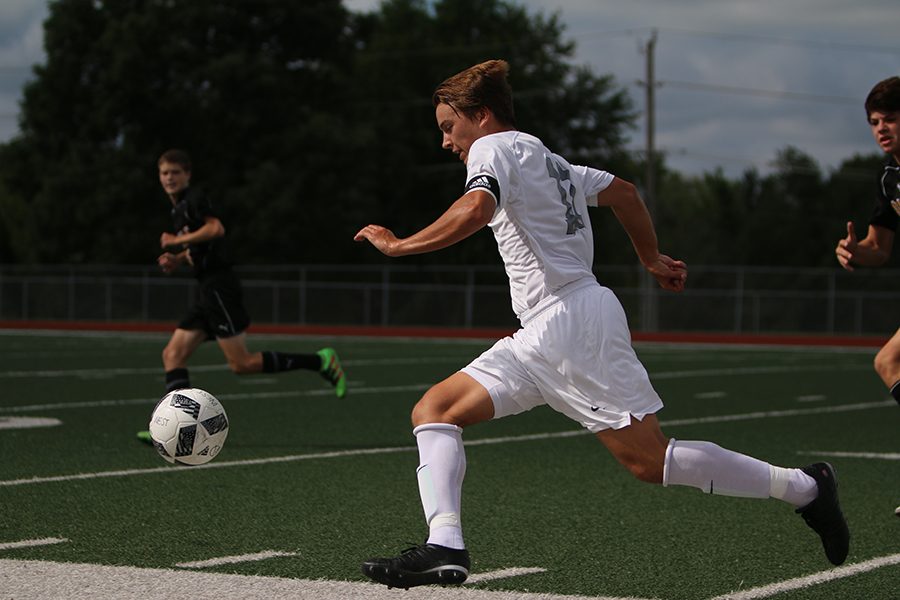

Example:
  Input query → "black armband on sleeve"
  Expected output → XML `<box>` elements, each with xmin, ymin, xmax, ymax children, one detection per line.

<box><xmin>464</xmin><ymin>174</ymin><xmax>500</xmax><ymax>206</ymax></box>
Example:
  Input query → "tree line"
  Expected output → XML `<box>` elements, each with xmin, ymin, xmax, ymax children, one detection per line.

<box><xmin>0</xmin><ymin>0</ymin><xmax>884</xmax><ymax>269</ymax></box>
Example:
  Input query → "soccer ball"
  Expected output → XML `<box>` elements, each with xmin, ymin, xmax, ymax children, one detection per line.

<box><xmin>149</xmin><ymin>388</ymin><xmax>229</xmax><ymax>466</ymax></box>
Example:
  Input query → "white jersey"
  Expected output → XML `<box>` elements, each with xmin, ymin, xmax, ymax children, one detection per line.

<box><xmin>463</xmin><ymin>131</ymin><xmax>614</xmax><ymax>322</ymax></box>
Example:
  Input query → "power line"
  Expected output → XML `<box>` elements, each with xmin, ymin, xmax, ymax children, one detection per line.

<box><xmin>567</xmin><ymin>25</ymin><xmax>900</xmax><ymax>56</ymax></box>
<box><xmin>658</xmin><ymin>27</ymin><xmax>900</xmax><ymax>56</ymax></box>
<box><xmin>658</xmin><ymin>80</ymin><xmax>859</xmax><ymax>105</ymax></box>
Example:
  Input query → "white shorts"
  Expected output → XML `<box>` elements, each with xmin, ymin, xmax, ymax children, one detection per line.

<box><xmin>462</xmin><ymin>282</ymin><xmax>663</xmax><ymax>433</ymax></box>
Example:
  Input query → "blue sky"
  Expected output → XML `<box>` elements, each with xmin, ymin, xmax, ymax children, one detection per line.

<box><xmin>2</xmin><ymin>0</ymin><xmax>898</xmax><ymax>177</ymax></box>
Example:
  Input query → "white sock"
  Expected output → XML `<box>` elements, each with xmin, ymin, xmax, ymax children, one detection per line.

<box><xmin>664</xmin><ymin>439</ymin><xmax>800</xmax><ymax>501</ymax></box>
<box><xmin>413</xmin><ymin>423</ymin><xmax>466</xmax><ymax>549</ymax></box>
<box><xmin>663</xmin><ymin>439</ymin><xmax>818</xmax><ymax>506</ymax></box>
<box><xmin>769</xmin><ymin>465</ymin><xmax>818</xmax><ymax>508</ymax></box>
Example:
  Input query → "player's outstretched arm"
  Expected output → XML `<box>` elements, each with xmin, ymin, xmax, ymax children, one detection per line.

<box><xmin>160</xmin><ymin>216</ymin><xmax>225</xmax><ymax>250</ymax></box>
<box><xmin>157</xmin><ymin>251</ymin><xmax>188</xmax><ymax>274</ymax></box>
<box><xmin>596</xmin><ymin>177</ymin><xmax>687</xmax><ymax>292</ymax></box>
<box><xmin>354</xmin><ymin>191</ymin><xmax>494</xmax><ymax>257</ymax></box>
<box><xmin>644</xmin><ymin>254</ymin><xmax>687</xmax><ymax>293</ymax></box>
<box><xmin>836</xmin><ymin>221</ymin><xmax>893</xmax><ymax>271</ymax></box>
<box><xmin>835</xmin><ymin>221</ymin><xmax>859</xmax><ymax>271</ymax></box>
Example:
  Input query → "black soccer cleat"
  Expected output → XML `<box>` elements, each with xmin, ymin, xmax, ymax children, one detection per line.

<box><xmin>361</xmin><ymin>543</ymin><xmax>470</xmax><ymax>589</ymax></box>
<box><xmin>796</xmin><ymin>462</ymin><xmax>850</xmax><ymax>566</ymax></box>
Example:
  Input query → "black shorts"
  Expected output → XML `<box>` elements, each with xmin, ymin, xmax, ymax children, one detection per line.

<box><xmin>178</xmin><ymin>270</ymin><xmax>251</xmax><ymax>340</ymax></box>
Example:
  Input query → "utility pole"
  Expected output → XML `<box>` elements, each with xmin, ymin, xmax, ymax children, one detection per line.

<box><xmin>640</xmin><ymin>28</ymin><xmax>659</xmax><ymax>332</ymax></box>
<box><xmin>644</xmin><ymin>28</ymin><xmax>657</xmax><ymax>219</ymax></box>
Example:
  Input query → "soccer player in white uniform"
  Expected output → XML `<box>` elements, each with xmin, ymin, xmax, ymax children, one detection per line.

<box><xmin>354</xmin><ymin>59</ymin><xmax>850</xmax><ymax>589</ymax></box>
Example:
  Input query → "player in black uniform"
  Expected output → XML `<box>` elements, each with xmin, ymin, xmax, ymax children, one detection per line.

<box><xmin>138</xmin><ymin>149</ymin><xmax>346</xmax><ymax>442</ymax></box>
<box><xmin>834</xmin><ymin>76</ymin><xmax>899</xmax><ymax>515</ymax></box>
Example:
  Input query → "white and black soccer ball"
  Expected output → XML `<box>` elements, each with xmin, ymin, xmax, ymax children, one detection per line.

<box><xmin>149</xmin><ymin>388</ymin><xmax>229</xmax><ymax>466</ymax></box>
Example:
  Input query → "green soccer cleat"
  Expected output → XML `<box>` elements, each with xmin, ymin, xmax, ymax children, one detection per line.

<box><xmin>317</xmin><ymin>347</ymin><xmax>346</xmax><ymax>399</ymax></box>
<box><xmin>136</xmin><ymin>430</ymin><xmax>153</xmax><ymax>445</ymax></box>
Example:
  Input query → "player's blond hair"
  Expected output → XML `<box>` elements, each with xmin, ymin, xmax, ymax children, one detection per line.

<box><xmin>432</xmin><ymin>59</ymin><xmax>516</xmax><ymax>127</ymax></box>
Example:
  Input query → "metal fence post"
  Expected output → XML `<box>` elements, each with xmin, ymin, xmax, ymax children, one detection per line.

<box><xmin>826</xmin><ymin>271</ymin><xmax>836</xmax><ymax>334</ymax></box>
<box><xmin>272</xmin><ymin>282</ymin><xmax>279</xmax><ymax>324</ymax></box>
<box><xmin>298</xmin><ymin>267</ymin><xmax>307</xmax><ymax>325</ymax></box>
<box><xmin>380</xmin><ymin>267</ymin><xmax>390</xmax><ymax>327</ymax></box>
<box><xmin>68</xmin><ymin>268</ymin><xmax>76</xmax><ymax>320</ymax></box>
<box><xmin>22</xmin><ymin>279</ymin><xmax>28</xmax><ymax>319</ymax></box>
<box><xmin>142</xmin><ymin>269</ymin><xmax>149</xmax><ymax>321</ymax></box>
<box><xmin>464</xmin><ymin>268</ymin><xmax>475</xmax><ymax>328</ymax></box>
<box><xmin>734</xmin><ymin>267</ymin><xmax>744</xmax><ymax>333</ymax></box>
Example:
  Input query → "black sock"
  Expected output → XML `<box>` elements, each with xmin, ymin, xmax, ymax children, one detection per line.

<box><xmin>891</xmin><ymin>380</ymin><xmax>900</xmax><ymax>406</ymax></box>
<box><xmin>165</xmin><ymin>368</ymin><xmax>190</xmax><ymax>392</ymax></box>
<box><xmin>261</xmin><ymin>351</ymin><xmax>320</xmax><ymax>373</ymax></box>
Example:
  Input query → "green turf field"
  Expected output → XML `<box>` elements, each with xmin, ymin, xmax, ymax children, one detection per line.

<box><xmin>0</xmin><ymin>330</ymin><xmax>898</xmax><ymax>600</ymax></box>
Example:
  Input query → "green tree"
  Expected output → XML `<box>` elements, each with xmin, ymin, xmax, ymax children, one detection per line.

<box><xmin>0</xmin><ymin>0</ymin><xmax>355</xmax><ymax>264</ymax></box>
<box><xmin>823</xmin><ymin>152</ymin><xmax>885</xmax><ymax>256</ymax></box>
<box><xmin>343</xmin><ymin>0</ymin><xmax>637</xmax><ymax>265</ymax></box>
<box><xmin>0</xmin><ymin>0</ymin><xmax>635</xmax><ymax>267</ymax></box>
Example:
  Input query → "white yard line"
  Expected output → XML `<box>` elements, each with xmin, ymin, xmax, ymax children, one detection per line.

<box><xmin>708</xmin><ymin>553</ymin><xmax>900</xmax><ymax>600</ymax></box>
<box><xmin>465</xmin><ymin>567</ymin><xmax>548</xmax><ymax>584</ymax></box>
<box><xmin>796</xmin><ymin>450</ymin><xmax>900</xmax><ymax>460</ymax></box>
<box><xmin>175</xmin><ymin>550</ymin><xmax>299</xmax><ymax>569</ymax></box>
<box><xmin>648</xmin><ymin>364</ymin><xmax>870</xmax><ymax>380</ymax></box>
<box><xmin>0</xmin><ymin>361</ymin><xmax>868</xmax><ymax>380</ymax></box>
<box><xmin>3</xmin><ymin>554</ymin><xmax>897</xmax><ymax>599</ymax></box>
<box><xmin>0</xmin><ymin>445</ymin><xmax>415</xmax><ymax>487</ymax></box>
<box><xmin>0</xmin><ymin>400</ymin><xmax>893</xmax><ymax>488</ymax></box>
<box><xmin>659</xmin><ymin>400</ymin><xmax>893</xmax><ymax>427</ymax></box>
<box><xmin>0</xmin><ymin>417</ymin><xmax>62</xmax><ymax>430</ymax></box>
<box><xmin>694</xmin><ymin>391</ymin><xmax>727</xmax><ymax>399</ymax></box>
<box><xmin>0</xmin><ymin>537</ymin><xmax>68</xmax><ymax>551</ymax></box>
<box><xmin>0</xmin><ymin>558</ymin><xmax>654</xmax><ymax>600</ymax></box>
<box><xmin>0</xmin><ymin>384</ymin><xmax>433</xmax><ymax>413</ymax></box>
<box><xmin>0</xmin><ymin>357</ymin><xmax>466</xmax><ymax>379</ymax></box>
<box><xmin>795</xmin><ymin>395</ymin><xmax>826</xmax><ymax>403</ymax></box>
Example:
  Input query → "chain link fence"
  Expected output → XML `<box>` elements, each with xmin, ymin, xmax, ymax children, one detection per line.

<box><xmin>0</xmin><ymin>263</ymin><xmax>897</xmax><ymax>335</ymax></box>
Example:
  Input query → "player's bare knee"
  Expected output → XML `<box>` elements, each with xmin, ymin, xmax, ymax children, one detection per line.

<box><xmin>875</xmin><ymin>345</ymin><xmax>898</xmax><ymax>373</ymax></box>
<box><xmin>411</xmin><ymin>397</ymin><xmax>438</xmax><ymax>426</ymax></box>
<box><xmin>162</xmin><ymin>344</ymin><xmax>184</xmax><ymax>368</ymax></box>
<box><xmin>412</xmin><ymin>390</ymin><xmax>451</xmax><ymax>426</ymax></box>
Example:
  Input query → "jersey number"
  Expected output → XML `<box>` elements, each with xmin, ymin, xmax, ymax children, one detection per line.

<box><xmin>546</xmin><ymin>157</ymin><xmax>585</xmax><ymax>235</ymax></box>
